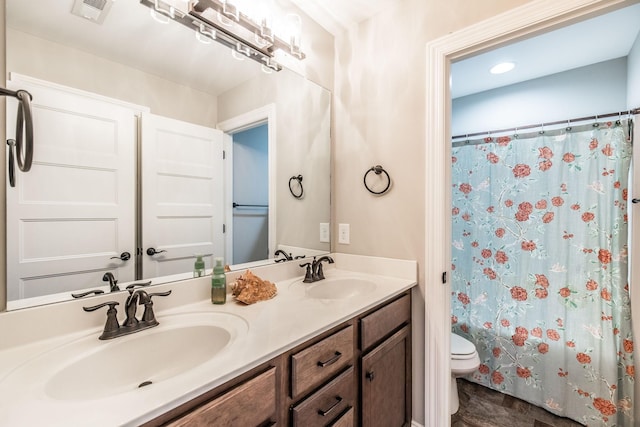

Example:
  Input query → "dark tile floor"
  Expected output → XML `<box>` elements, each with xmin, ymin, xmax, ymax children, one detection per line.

<box><xmin>451</xmin><ymin>379</ymin><xmax>585</xmax><ymax>427</ymax></box>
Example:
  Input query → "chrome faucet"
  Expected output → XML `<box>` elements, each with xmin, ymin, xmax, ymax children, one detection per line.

<box><xmin>300</xmin><ymin>255</ymin><xmax>334</xmax><ymax>283</ymax></box>
<box><xmin>83</xmin><ymin>285</ymin><xmax>171</xmax><ymax>340</ymax></box>
<box><xmin>274</xmin><ymin>249</ymin><xmax>293</xmax><ymax>262</ymax></box>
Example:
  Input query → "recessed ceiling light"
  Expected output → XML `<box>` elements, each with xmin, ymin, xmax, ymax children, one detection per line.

<box><xmin>490</xmin><ymin>62</ymin><xmax>515</xmax><ymax>74</ymax></box>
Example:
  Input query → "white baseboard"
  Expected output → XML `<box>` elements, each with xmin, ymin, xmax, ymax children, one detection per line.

<box><xmin>411</xmin><ymin>421</ymin><xmax>425</xmax><ymax>427</ymax></box>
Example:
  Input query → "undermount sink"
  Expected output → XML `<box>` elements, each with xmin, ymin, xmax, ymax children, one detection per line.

<box><xmin>2</xmin><ymin>311</ymin><xmax>248</xmax><ymax>401</ymax></box>
<box><xmin>290</xmin><ymin>276</ymin><xmax>377</xmax><ymax>300</ymax></box>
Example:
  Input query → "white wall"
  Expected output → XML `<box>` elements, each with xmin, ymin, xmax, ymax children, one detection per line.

<box><xmin>332</xmin><ymin>0</ymin><xmax>533</xmax><ymax>423</ymax></box>
<box><xmin>628</xmin><ymin>30</ymin><xmax>640</xmax><ymax>109</ymax></box>
<box><xmin>7</xmin><ymin>29</ymin><xmax>218</xmax><ymax>127</ymax></box>
<box><xmin>452</xmin><ymin>57</ymin><xmax>628</xmax><ymax>136</ymax></box>
<box><xmin>218</xmin><ymin>70</ymin><xmax>332</xmax><ymax>255</ymax></box>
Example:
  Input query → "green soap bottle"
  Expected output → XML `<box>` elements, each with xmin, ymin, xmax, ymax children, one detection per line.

<box><xmin>193</xmin><ymin>255</ymin><xmax>205</xmax><ymax>278</ymax></box>
<box><xmin>211</xmin><ymin>257</ymin><xmax>226</xmax><ymax>304</ymax></box>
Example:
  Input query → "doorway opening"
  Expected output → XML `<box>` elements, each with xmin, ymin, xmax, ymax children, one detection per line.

<box><xmin>425</xmin><ymin>1</ymin><xmax>640</xmax><ymax>425</ymax></box>
<box><xmin>217</xmin><ymin>104</ymin><xmax>277</xmax><ymax>266</ymax></box>
<box><xmin>231</xmin><ymin>123</ymin><xmax>269</xmax><ymax>264</ymax></box>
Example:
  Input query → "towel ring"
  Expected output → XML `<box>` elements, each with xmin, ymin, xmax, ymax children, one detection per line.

<box><xmin>364</xmin><ymin>165</ymin><xmax>391</xmax><ymax>195</ymax></box>
<box><xmin>2</xmin><ymin>87</ymin><xmax>34</xmax><ymax>188</ymax></box>
<box><xmin>289</xmin><ymin>174</ymin><xmax>304</xmax><ymax>199</ymax></box>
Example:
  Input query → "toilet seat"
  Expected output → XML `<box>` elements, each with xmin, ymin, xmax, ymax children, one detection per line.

<box><xmin>450</xmin><ymin>332</ymin><xmax>481</xmax><ymax>414</ymax></box>
<box><xmin>451</xmin><ymin>332</ymin><xmax>476</xmax><ymax>359</ymax></box>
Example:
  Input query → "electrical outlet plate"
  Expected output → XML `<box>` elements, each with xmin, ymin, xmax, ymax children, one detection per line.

<box><xmin>338</xmin><ymin>223</ymin><xmax>350</xmax><ymax>244</ymax></box>
<box><xmin>319</xmin><ymin>223</ymin><xmax>330</xmax><ymax>243</ymax></box>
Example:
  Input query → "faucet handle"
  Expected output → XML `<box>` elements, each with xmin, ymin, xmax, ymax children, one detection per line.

<box><xmin>83</xmin><ymin>301</ymin><xmax>121</xmax><ymax>340</ymax></box>
<box><xmin>83</xmin><ymin>301</ymin><xmax>119</xmax><ymax>312</ymax></box>
<box><xmin>299</xmin><ymin>262</ymin><xmax>314</xmax><ymax>283</ymax></box>
<box><xmin>140</xmin><ymin>290</ymin><xmax>172</xmax><ymax>325</ymax></box>
<box><xmin>316</xmin><ymin>262</ymin><xmax>326</xmax><ymax>280</ymax></box>
<box><xmin>148</xmin><ymin>290</ymin><xmax>172</xmax><ymax>298</ymax></box>
<box><xmin>72</xmin><ymin>289</ymin><xmax>105</xmax><ymax>299</ymax></box>
<box><xmin>125</xmin><ymin>281</ymin><xmax>152</xmax><ymax>292</ymax></box>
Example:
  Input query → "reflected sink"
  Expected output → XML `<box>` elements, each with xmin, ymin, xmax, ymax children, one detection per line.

<box><xmin>4</xmin><ymin>312</ymin><xmax>248</xmax><ymax>401</ymax></box>
<box><xmin>290</xmin><ymin>276</ymin><xmax>377</xmax><ymax>300</ymax></box>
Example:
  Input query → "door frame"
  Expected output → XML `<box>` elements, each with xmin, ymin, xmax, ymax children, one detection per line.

<box><xmin>424</xmin><ymin>0</ymin><xmax>636</xmax><ymax>425</ymax></box>
<box><xmin>217</xmin><ymin>104</ymin><xmax>277</xmax><ymax>264</ymax></box>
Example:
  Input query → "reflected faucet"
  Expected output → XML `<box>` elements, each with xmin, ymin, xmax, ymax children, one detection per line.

<box><xmin>102</xmin><ymin>272</ymin><xmax>119</xmax><ymax>292</ymax></box>
<box><xmin>274</xmin><ymin>249</ymin><xmax>293</xmax><ymax>263</ymax></box>
<box><xmin>300</xmin><ymin>256</ymin><xmax>334</xmax><ymax>283</ymax></box>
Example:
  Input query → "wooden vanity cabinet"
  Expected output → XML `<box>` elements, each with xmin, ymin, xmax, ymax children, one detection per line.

<box><xmin>144</xmin><ymin>290</ymin><xmax>411</xmax><ymax>427</ymax></box>
<box><xmin>290</xmin><ymin>366</ymin><xmax>356</xmax><ymax>426</ymax></box>
<box><xmin>143</xmin><ymin>360</ymin><xmax>282</xmax><ymax>427</ymax></box>
<box><xmin>359</xmin><ymin>293</ymin><xmax>412</xmax><ymax>427</ymax></box>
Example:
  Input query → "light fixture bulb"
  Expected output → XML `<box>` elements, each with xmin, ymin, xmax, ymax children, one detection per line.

<box><xmin>150</xmin><ymin>8</ymin><xmax>170</xmax><ymax>24</ymax></box>
<box><xmin>490</xmin><ymin>62</ymin><xmax>515</xmax><ymax>74</ymax></box>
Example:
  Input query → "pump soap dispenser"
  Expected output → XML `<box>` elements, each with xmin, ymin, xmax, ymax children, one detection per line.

<box><xmin>193</xmin><ymin>255</ymin><xmax>206</xmax><ymax>277</ymax></box>
<box><xmin>211</xmin><ymin>257</ymin><xmax>226</xmax><ymax>304</ymax></box>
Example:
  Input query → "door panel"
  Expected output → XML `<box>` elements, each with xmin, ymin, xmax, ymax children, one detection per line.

<box><xmin>141</xmin><ymin>112</ymin><xmax>224</xmax><ymax>278</ymax></box>
<box><xmin>6</xmin><ymin>80</ymin><xmax>136</xmax><ymax>300</ymax></box>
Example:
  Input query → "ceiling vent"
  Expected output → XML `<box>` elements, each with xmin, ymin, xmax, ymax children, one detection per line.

<box><xmin>71</xmin><ymin>0</ymin><xmax>113</xmax><ymax>24</ymax></box>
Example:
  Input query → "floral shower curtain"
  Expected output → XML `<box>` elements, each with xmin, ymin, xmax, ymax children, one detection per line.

<box><xmin>451</xmin><ymin>120</ymin><xmax>635</xmax><ymax>426</ymax></box>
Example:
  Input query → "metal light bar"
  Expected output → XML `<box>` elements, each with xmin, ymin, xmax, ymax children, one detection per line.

<box><xmin>139</xmin><ymin>0</ymin><xmax>283</xmax><ymax>71</ymax></box>
<box><xmin>190</xmin><ymin>0</ymin><xmax>305</xmax><ymax>60</ymax></box>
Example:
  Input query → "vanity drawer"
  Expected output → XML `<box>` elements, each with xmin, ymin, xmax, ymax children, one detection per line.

<box><xmin>329</xmin><ymin>406</ymin><xmax>354</xmax><ymax>427</ymax></box>
<box><xmin>291</xmin><ymin>366</ymin><xmax>355</xmax><ymax>427</ymax></box>
<box><xmin>360</xmin><ymin>293</ymin><xmax>410</xmax><ymax>352</ymax></box>
<box><xmin>167</xmin><ymin>366</ymin><xmax>277</xmax><ymax>426</ymax></box>
<box><xmin>291</xmin><ymin>325</ymin><xmax>354</xmax><ymax>398</ymax></box>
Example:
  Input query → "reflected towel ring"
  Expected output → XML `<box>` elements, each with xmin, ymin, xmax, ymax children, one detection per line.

<box><xmin>289</xmin><ymin>174</ymin><xmax>304</xmax><ymax>199</ymax></box>
<box><xmin>2</xmin><ymin>87</ymin><xmax>34</xmax><ymax>188</ymax></box>
<box><xmin>364</xmin><ymin>165</ymin><xmax>391</xmax><ymax>195</ymax></box>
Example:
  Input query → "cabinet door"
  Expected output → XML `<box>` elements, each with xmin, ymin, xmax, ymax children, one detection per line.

<box><xmin>361</xmin><ymin>327</ymin><xmax>410</xmax><ymax>427</ymax></box>
<box><xmin>167</xmin><ymin>367</ymin><xmax>277</xmax><ymax>427</ymax></box>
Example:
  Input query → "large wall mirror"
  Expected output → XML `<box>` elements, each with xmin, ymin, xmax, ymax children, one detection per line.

<box><xmin>4</xmin><ymin>0</ymin><xmax>331</xmax><ymax>310</ymax></box>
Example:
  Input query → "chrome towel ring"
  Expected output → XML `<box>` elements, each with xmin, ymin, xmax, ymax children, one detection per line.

<box><xmin>364</xmin><ymin>165</ymin><xmax>391</xmax><ymax>195</ymax></box>
<box><xmin>289</xmin><ymin>174</ymin><xmax>304</xmax><ymax>199</ymax></box>
<box><xmin>2</xmin><ymin>87</ymin><xmax>34</xmax><ymax>187</ymax></box>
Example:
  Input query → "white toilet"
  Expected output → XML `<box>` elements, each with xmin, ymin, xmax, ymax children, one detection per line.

<box><xmin>450</xmin><ymin>332</ymin><xmax>480</xmax><ymax>414</ymax></box>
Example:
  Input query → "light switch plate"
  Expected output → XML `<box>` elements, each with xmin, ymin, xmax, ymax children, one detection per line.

<box><xmin>338</xmin><ymin>223</ymin><xmax>350</xmax><ymax>244</ymax></box>
<box><xmin>319</xmin><ymin>223</ymin><xmax>330</xmax><ymax>243</ymax></box>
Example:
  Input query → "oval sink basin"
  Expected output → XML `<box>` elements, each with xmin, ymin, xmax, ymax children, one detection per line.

<box><xmin>290</xmin><ymin>277</ymin><xmax>377</xmax><ymax>300</ymax></box>
<box><xmin>4</xmin><ymin>312</ymin><xmax>248</xmax><ymax>401</ymax></box>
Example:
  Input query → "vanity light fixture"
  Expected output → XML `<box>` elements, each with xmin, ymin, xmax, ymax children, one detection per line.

<box><xmin>490</xmin><ymin>61</ymin><xmax>516</xmax><ymax>74</ymax></box>
<box><xmin>195</xmin><ymin>22</ymin><xmax>215</xmax><ymax>43</ymax></box>
<box><xmin>139</xmin><ymin>0</ymin><xmax>306</xmax><ymax>72</ymax></box>
<box><xmin>71</xmin><ymin>0</ymin><xmax>114</xmax><ymax>24</ymax></box>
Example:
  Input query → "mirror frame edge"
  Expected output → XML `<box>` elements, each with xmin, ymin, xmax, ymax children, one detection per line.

<box><xmin>1</xmin><ymin>0</ymin><xmax>7</xmax><ymax>312</ymax></box>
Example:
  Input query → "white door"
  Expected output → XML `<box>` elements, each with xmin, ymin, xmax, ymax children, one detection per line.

<box><xmin>6</xmin><ymin>79</ymin><xmax>137</xmax><ymax>300</ymax></box>
<box><xmin>141</xmin><ymin>112</ymin><xmax>224</xmax><ymax>278</ymax></box>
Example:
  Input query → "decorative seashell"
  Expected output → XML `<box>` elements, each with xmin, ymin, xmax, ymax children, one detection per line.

<box><xmin>231</xmin><ymin>270</ymin><xmax>277</xmax><ymax>305</ymax></box>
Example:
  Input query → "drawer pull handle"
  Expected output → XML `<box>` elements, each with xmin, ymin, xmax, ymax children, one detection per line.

<box><xmin>318</xmin><ymin>396</ymin><xmax>343</xmax><ymax>417</ymax></box>
<box><xmin>317</xmin><ymin>351</ymin><xmax>342</xmax><ymax>367</ymax></box>
<box><xmin>366</xmin><ymin>371</ymin><xmax>375</xmax><ymax>382</ymax></box>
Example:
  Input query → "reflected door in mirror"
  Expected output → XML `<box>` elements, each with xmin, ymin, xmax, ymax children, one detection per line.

<box><xmin>141</xmin><ymin>113</ymin><xmax>225</xmax><ymax>278</ymax></box>
<box><xmin>6</xmin><ymin>80</ymin><xmax>136</xmax><ymax>299</ymax></box>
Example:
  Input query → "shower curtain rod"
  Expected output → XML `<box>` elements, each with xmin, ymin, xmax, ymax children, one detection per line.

<box><xmin>451</xmin><ymin>107</ymin><xmax>639</xmax><ymax>141</ymax></box>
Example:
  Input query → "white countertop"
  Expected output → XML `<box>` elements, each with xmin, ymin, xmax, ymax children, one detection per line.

<box><xmin>0</xmin><ymin>253</ymin><xmax>417</xmax><ymax>426</ymax></box>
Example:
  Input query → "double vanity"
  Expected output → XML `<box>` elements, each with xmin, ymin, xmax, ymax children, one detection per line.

<box><xmin>0</xmin><ymin>253</ymin><xmax>416</xmax><ymax>426</ymax></box>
